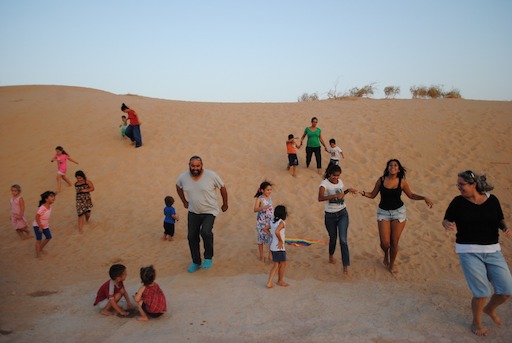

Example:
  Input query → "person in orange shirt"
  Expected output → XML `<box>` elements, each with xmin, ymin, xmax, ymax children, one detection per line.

<box><xmin>286</xmin><ymin>134</ymin><xmax>301</xmax><ymax>177</ymax></box>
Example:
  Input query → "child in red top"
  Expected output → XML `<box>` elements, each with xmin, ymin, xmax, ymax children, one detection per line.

<box><xmin>94</xmin><ymin>264</ymin><xmax>134</xmax><ymax>316</ymax></box>
<box><xmin>134</xmin><ymin>265</ymin><xmax>167</xmax><ymax>321</ymax></box>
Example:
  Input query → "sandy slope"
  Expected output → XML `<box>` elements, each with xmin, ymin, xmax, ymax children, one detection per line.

<box><xmin>0</xmin><ymin>85</ymin><xmax>511</xmax><ymax>342</ymax></box>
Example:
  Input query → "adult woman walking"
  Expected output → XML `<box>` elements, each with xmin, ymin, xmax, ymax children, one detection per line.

<box><xmin>318</xmin><ymin>164</ymin><xmax>356</xmax><ymax>275</ymax></box>
<box><xmin>358</xmin><ymin>159</ymin><xmax>433</xmax><ymax>274</ymax></box>
<box><xmin>300</xmin><ymin>117</ymin><xmax>327</xmax><ymax>174</ymax></box>
<box><xmin>443</xmin><ymin>170</ymin><xmax>512</xmax><ymax>336</ymax></box>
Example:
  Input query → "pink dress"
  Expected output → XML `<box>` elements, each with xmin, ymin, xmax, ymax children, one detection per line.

<box><xmin>10</xmin><ymin>196</ymin><xmax>28</xmax><ymax>229</ymax></box>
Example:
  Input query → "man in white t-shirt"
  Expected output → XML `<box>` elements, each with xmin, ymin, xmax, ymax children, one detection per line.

<box><xmin>176</xmin><ymin>156</ymin><xmax>228</xmax><ymax>273</ymax></box>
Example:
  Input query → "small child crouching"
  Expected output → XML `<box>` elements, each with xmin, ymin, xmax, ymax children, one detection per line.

<box><xmin>94</xmin><ymin>264</ymin><xmax>134</xmax><ymax>316</ymax></box>
<box><xmin>134</xmin><ymin>265</ymin><xmax>167</xmax><ymax>321</ymax></box>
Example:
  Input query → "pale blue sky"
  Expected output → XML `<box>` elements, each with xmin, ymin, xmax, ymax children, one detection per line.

<box><xmin>1</xmin><ymin>0</ymin><xmax>511</xmax><ymax>102</ymax></box>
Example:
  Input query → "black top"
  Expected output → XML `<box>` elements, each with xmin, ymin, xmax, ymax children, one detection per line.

<box><xmin>444</xmin><ymin>194</ymin><xmax>504</xmax><ymax>245</ymax></box>
<box><xmin>379</xmin><ymin>177</ymin><xmax>404</xmax><ymax>210</ymax></box>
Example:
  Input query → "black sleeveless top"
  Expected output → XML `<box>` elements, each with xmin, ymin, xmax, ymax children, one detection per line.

<box><xmin>378</xmin><ymin>177</ymin><xmax>404</xmax><ymax>210</ymax></box>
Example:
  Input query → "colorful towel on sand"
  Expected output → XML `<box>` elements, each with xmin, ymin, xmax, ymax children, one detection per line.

<box><xmin>285</xmin><ymin>238</ymin><xmax>325</xmax><ymax>246</ymax></box>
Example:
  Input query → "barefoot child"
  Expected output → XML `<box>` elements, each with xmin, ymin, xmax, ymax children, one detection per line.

<box><xmin>32</xmin><ymin>191</ymin><xmax>56</xmax><ymax>258</ymax></box>
<box><xmin>286</xmin><ymin>134</ymin><xmax>301</xmax><ymax>177</ymax></box>
<box><xmin>263</xmin><ymin>205</ymin><xmax>289</xmax><ymax>288</ymax></box>
<box><xmin>163</xmin><ymin>196</ymin><xmax>179</xmax><ymax>241</ymax></box>
<box><xmin>51</xmin><ymin>146</ymin><xmax>78</xmax><ymax>192</ymax></box>
<box><xmin>254</xmin><ymin>181</ymin><xmax>274</xmax><ymax>261</ymax></box>
<box><xmin>134</xmin><ymin>265</ymin><xmax>167</xmax><ymax>321</ymax></box>
<box><xmin>94</xmin><ymin>264</ymin><xmax>134</xmax><ymax>316</ymax></box>
<box><xmin>75</xmin><ymin>170</ymin><xmax>94</xmax><ymax>234</ymax></box>
<box><xmin>10</xmin><ymin>184</ymin><xmax>30</xmax><ymax>240</ymax></box>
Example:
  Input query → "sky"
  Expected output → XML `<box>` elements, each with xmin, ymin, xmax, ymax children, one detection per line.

<box><xmin>1</xmin><ymin>0</ymin><xmax>511</xmax><ymax>103</ymax></box>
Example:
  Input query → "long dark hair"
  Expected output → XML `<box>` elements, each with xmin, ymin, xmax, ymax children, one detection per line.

<box><xmin>55</xmin><ymin>146</ymin><xmax>68</xmax><ymax>155</ymax></box>
<box><xmin>38</xmin><ymin>191</ymin><xmax>56</xmax><ymax>206</ymax></box>
<box><xmin>254</xmin><ymin>181</ymin><xmax>273</xmax><ymax>197</ymax></box>
<box><xmin>323</xmin><ymin>164</ymin><xmax>341</xmax><ymax>180</ymax></box>
<box><xmin>383</xmin><ymin>159</ymin><xmax>406</xmax><ymax>179</ymax></box>
<box><xmin>121</xmin><ymin>103</ymin><xmax>130</xmax><ymax>111</ymax></box>
<box><xmin>273</xmin><ymin>205</ymin><xmax>287</xmax><ymax>223</ymax></box>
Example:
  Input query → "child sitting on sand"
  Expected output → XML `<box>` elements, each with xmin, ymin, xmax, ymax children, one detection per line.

<box><xmin>263</xmin><ymin>205</ymin><xmax>289</xmax><ymax>288</ymax></box>
<box><xmin>94</xmin><ymin>264</ymin><xmax>134</xmax><ymax>316</ymax></box>
<box><xmin>134</xmin><ymin>265</ymin><xmax>167</xmax><ymax>321</ymax></box>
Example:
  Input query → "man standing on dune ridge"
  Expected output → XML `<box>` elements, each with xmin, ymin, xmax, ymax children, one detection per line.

<box><xmin>176</xmin><ymin>156</ymin><xmax>228</xmax><ymax>273</ymax></box>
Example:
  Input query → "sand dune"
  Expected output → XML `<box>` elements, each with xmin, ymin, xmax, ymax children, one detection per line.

<box><xmin>0</xmin><ymin>85</ymin><xmax>511</xmax><ymax>342</ymax></box>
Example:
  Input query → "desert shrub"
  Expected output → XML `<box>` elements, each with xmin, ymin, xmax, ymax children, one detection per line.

<box><xmin>348</xmin><ymin>84</ymin><xmax>375</xmax><ymax>98</ymax></box>
<box><xmin>298</xmin><ymin>93</ymin><xmax>319</xmax><ymax>102</ymax></box>
<box><xmin>427</xmin><ymin>85</ymin><xmax>443</xmax><ymax>99</ymax></box>
<box><xmin>410</xmin><ymin>85</ymin><xmax>429</xmax><ymax>99</ymax></box>
<box><xmin>443</xmin><ymin>89</ymin><xmax>462</xmax><ymax>98</ymax></box>
<box><xmin>384</xmin><ymin>86</ymin><xmax>400</xmax><ymax>99</ymax></box>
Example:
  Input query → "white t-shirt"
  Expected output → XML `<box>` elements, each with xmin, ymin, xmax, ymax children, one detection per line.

<box><xmin>176</xmin><ymin>169</ymin><xmax>224</xmax><ymax>216</ymax></box>
<box><xmin>320</xmin><ymin>178</ymin><xmax>346</xmax><ymax>213</ymax></box>
<box><xmin>269</xmin><ymin>219</ymin><xmax>286</xmax><ymax>252</ymax></box>
<box><xmin>327</xmin><ymin>146</ymin><xmax>342</xmax><ymax>161</ymax></box>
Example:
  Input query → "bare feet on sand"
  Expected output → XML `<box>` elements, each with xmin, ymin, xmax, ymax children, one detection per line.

<box><xmin>471</xmin><ymin>323</ymin><xmax>488</xmax><ymax>336</ymax></box>
<box><xmin>277</xmin><ymin>281</ymin><xmax>289</xmax><ymax>287</ymax></box>
<box><xmin>343</xmin><ymin>266</ymin><xmax>350</xmax><ymax>275</ymax></box>
<box><xmin>329</xmin><ymin>255</ymin><xmax>336</xmax><ymax>264</ymax></box>
<box><xmin>484</xmin><ymin>306</ymin><xmax>504</xmax><ymax>325</ymax></box>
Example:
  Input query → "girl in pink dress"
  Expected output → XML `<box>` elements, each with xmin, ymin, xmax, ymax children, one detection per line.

<box><xmin>10</xmin><ymin>184</ymin><xmax>30</xmax><ymax>240</ymax></box>
<box><xmin>51</xmin><ymin>146</ymin><xmax>78</xmax><ymax>193</ymax></box>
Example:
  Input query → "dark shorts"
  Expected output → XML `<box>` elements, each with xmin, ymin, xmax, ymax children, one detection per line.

<box><xmin>271</xmin><ymin>250</ymin><xmax>287</xmax><ymax>262</ymax></box>
<box><xmin>141</xmin><ymin>303</ymin><xmax>163</xmax><ymax>318</ymax></box>
<box><xmin>163</xmin><ymin>222</ymin><xmax>175</xmax><ymax>236</ymax></box>
<box><xmin>33</xmin><ymin>226</ymin><xmax>52</xmax><ymax>240</ymax></box>
<box><xmin>288</xmin><ymin>154</ymin><xmax>298</xmax><ymax>166</ymax></box>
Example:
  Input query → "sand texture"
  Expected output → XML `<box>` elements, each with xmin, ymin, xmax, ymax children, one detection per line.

<box><xmin>1</xmin><ymin>85</ymin><xmax>511</xmax><ymax>342</ymax></box>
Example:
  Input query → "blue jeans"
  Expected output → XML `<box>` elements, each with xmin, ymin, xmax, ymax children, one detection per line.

<box><xmin>125</xmin><ymin>124</ymin><xmax>142</xmax><ymax>147</ymax></box>
<box><xmin>324</xmin><ymin>208</ymin><xmax>350</xmax><ymax>266</ymax></box>
<box><xmin>187</xmin><ymin>212</ymin><xmax>216</xmax><ymax>265</ymax></box>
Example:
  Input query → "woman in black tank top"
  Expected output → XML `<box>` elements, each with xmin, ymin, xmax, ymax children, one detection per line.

<box><xmin>355</xmin><ymin>159</ymin><xmax>433</xmax><ymax>274</ymax></box>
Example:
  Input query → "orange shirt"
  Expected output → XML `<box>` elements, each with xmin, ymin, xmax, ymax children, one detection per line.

<box><xmin>286</xmin><ymin>141</ymin><xmax>297</xmax><ymax>154</ymax></box>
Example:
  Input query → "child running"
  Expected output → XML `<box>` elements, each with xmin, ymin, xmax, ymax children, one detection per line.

<box><xmin>253</xmin><ymin>181</ymin><xmax>274</xmax><ymax>261</ymax></box>
<box><xmin>286</xmin><ymin>134</ymin><xmax>301</xmax><ymax>177</ymax></box>
<box><xmin>134</xmin><ymin>265</ymin><xmax>167</xmax><ymax>321</ymax></box>
<box><xmin>51</xmin><ymin>146</ymin><xmax>78</xmax><ymax>193</ymax></box>
<box><xmin>94</xmin><ymin>264</ymin><xmax>134</xmax><ymax>316</ymax></box>
<box><xmin>33</xmin><ymin>191</ymin><xmax>56</xmax><ymax>258</ymax></box>
<box><xmin>325</xmin><ymin>138</ymin><xmax>344</xmax><ymax>169</ymax></box>
<box><xmin>163</xmin><ymin>196</ymin><xmax>179</xmax><ymax>241</ymax></box>
<box><xmin>10</xmin><ymin>184</ymin><xmax>30</xmax><ymax>240</ymax></box>
<box><xmin>75</xmin><ymin>170</ymin><xmax>95</xmax><ymax>234</ymax></box>
<box><xmin>263</xmin><ymin>205</ymin><xmax>289</xmax><ymax>288</ymax></box>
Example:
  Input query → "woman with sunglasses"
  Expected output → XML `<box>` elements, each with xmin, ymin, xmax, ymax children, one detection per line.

<box><xmin>443</xmin><ymin>170</ymin><xmax>512</xmax><ymax>336</ymax></box>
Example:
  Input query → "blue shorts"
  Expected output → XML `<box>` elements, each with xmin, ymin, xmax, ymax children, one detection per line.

<box><xmin>33</xmin><ymin>226</ymin><xmax>52</xmax><ymax>240</ymax></box>
<box><xmin>377</xmin><ymin>205</ymin><xmax>407</xmax><ymax>222</ymax></box>
<box><xmin>271</xmin><ymin>251</ymin><xmax>286</xmax><ymax>262</ymax></box>
<box><xmin>458</xmin><ymin>252</ymin><xmax>512</xmax><ymax>297</ymax></box>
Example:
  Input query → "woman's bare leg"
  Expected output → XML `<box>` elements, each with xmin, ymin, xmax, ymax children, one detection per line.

<box><xmin>389</xmin><ymin>220</ymin><xmax>406</xmax><ymax>273</ymax></box>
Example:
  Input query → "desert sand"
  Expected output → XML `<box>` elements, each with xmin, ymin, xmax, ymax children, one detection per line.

<box><xmin>0</xmin><ymin>85</ymin><xmax>511</xmax><ymax>343</ymax></box>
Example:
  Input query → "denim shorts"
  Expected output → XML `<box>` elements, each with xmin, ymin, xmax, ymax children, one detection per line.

<box><xmin>377</xmin><ymin>205</ymin><xmax>407</xmax><ymax>222</ymax></box>
<box><xmin>458</xmin><ymin>251</ymin><xmax>512</xmax><ymax>297</ymax></box>
<box><xmin>33</xmin><ymin>226</ymin><xmax>52</xmax><ymax>240</ymax></box>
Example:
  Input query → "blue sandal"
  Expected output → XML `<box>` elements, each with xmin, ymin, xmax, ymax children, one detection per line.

<box><xmin>187</xmin><ymin>263</ymin><xmax>201</xmax><ymax>273</ymax></box>
<box><xmin>202</xmin><ymin>259</ymin><xmax>212</xmax><ymax>269</ymax></box>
